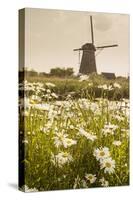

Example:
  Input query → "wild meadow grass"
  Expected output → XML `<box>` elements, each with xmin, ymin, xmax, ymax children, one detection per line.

<box><xmin>19</xmin><ymin>75</ymin><xmax>129</xmax><ymax>192</ymax></box>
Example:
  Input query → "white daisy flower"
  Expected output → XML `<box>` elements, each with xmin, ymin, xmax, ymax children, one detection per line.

<box><xmin>81</xmin><ymin>180</ymin><xmax>88</xmax><ymax>188</ymax></box>
<box><xmin>121</xmin><ymin>128</ymin><xmax>129</xmax><ymax>137</ymax></box>
<box><xmin>54</xmin><ymin>101</ymin><xmax>63</xmax><ymax>106</ymax></box>
<box><xmin>88</xmin><ymin>82</ymin><xmax>93</xmax><ymax>87</ymax></box>
<box><xmin>93</xmin><ymin>147</ymin><xmax>110</xmax><ymax>161</ymax></box>
<box><xmin>51</xmin><ymin>152</ymin><xmax>73</xmax><ymax>167</ymax></box>
<box><xmin>31</xmin><ymin>95</ymin><xmax>41</xmax><ymax>102</ymax></box>
<box><xmin>113</xmin><ymin>83</ymin><xmax>121</xmax><ymax>89</ymax></box>
<box><xmin>79</xmin><ymin>75</ymin><xmax>89</xmax><ymax>82</ymax></box>
<box><xmin>62</xmin><ymin>138</ymin><xmax>77</xmax><ymax>148</ymax></box>
<box><xmin>125</xmin><ymin>163</ymin><xmax>128</xmax><ymax>167</ymax></box>
<box><xmin>20</xmin><ymin>185</ymin><xmax>38</xmax><ymax>192</ymax></box>
<box><xmin>85</xmin><ymin>174</ymin><xmax>97</xmax><ymax>184</ymax></box>
<box><xmin>53</xmin><ymin>132</ymin><xmax>77</xmax><ymax>148</ymax></box>
<box><xmin>22</xmin><ymin>139</ymin><xmax>28</xmax><ymax>144</ymax></box>
<box><xmin>46</xmin><ymin>89</ymin><xmax>51</xmax><ymax>93</ymax></box>
<box><xmin>79</xmin><ymin>128</ymin><xmax>97</xmax><ymax>141</ymax></box>
<box><xmin>54</xmin><ymin>137</ymin><xmax>62</xmax><ymax>148</ymax></box>
<box><xmin>113</xmin><ymin>140</ymin><xmax>122</xmax><ymax>146</ymax></box>
<box><xmin>33</xmin><ymin>103</ymin><xmax>50</xmax><ymax>111</ymax></box>
<box><xmin>98</xmin><ymin>84</ymin><xmax>108</xmax><ymax>90</ymax></box>
<box><xmin>100</xmin><ymin>157</ymin><xmax>115</xmax><ymax>174</ymax></box>
<box><xmin>99</xmin><ymin>177</ymin><xmax>109</xmax><ymax>187</ymax></box>
<box><xmin>69</xmin><ymin>125</ymin><xmax>75</xmax><ymax>129</ymax></box>
<box><xmin>104</xmin><ymin>123</ymin><xmax>118</xmax><ymax>130</ymax></box>
<box><xmin>98</xmin><ymin>84</ymin><xmax>113</xmax><ymax>91</ymax></box>
<box><xmin>113</xmin><ymin>115</ymin><xmax>124</xmax><ymax>122</ymax></box>
<box><xmin>53</xmin><ymin>132</ymin><xmax>68</xmax><ymax>148</ymax></box>
<box><xmin>45</xmin><ymin>82</ymin><xmax>56</xmax><ymax>87</ymax></box>
<box><xmin>51</xmin><ymin>92</ymin><xmax>58</xmax><ymax>99</ymax></box>
<box><xmin>101</xmin><ymin>128</ymin><xmax>114</xmax><ymax>136</ymax></box>
<box><xmin>102</xmin><ymin>123</ymin><xmax>118</xmax><ymax>136</ymax></box>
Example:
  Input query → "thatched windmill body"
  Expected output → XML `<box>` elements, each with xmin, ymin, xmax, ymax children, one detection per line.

<box><xmin>74</xmin><ymin>16</ymin><xmax>118</xmax><ymax>75</ymax></box>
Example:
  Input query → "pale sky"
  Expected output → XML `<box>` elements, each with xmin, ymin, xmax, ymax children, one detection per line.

<box><xmin>24</xmin><ymin>8</ymin><xmax>129</xmax><ymax>77</ymax></box>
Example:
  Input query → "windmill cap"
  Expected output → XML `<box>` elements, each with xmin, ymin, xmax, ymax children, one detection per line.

<box><xmin>82</xmin><ymin>43</ymin><xmax>96</xmax><ymax>51</ymax></box>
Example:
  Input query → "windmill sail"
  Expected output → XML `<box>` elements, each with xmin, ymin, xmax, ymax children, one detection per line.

<box><xmin>96</xmin><ymin>44</ymin><xmax>118</xmax><ymax>49</ymax></box>
<box><xmin>90</xmin><ymin>16</ymin><xmax>94</xmax><ymax>44</ymax></box>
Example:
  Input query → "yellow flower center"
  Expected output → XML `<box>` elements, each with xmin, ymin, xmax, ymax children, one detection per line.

<box><xmin>100</xmin><ymin>151</ymin><xmax>105</xmax><ymax>157</ymax></box>
<box><xmin>59</xmin><ymin>135</ymin><xmax>64</xmax><ymax>140</ymax></box>
<box><xmin>63</xmin><ymin>153</ymin><xmax>68</xmax><ymax>157</ymax></box>
<box><xmin>105</xmin><ymin>162</ymin><xmax>111</xmax><ymax>168</ymax></box>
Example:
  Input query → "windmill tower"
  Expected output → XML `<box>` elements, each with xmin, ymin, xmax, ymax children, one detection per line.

<box><xmin>74</xmin><ymin>16</ymin><xmax>118</xmax><ymax>75</ymax></box>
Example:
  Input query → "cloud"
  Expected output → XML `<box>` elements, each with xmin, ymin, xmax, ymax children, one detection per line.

<box><xmin>94</xmin><ymin>14</ymin><xmax>114</xmax><ymax>31</ymax></box>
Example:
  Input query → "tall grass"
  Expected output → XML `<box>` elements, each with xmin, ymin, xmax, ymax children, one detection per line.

<box><xmin>19</xmin><ymin>75</ymin><xmax>129</xmax><ymax>192</ymax></box>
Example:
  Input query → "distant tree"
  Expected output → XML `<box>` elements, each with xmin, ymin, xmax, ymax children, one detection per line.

<box><xmin>25</xmin><ymin>68</ymin><xmax>38</xmax><ymax>77</ymax></box>
<box><xmin>50</xmin><ymin>67</ymin><xmax>64</xmax><ymax>77</ymax></box>
<box><xmin>50</xmin><ymin>67</ymin><xmax>74</xmax><ymax>77</ymax></box>
<box><xmin>65</xmin><ymin>68</ymin><xmax>74</xmax><ymax>76</ymax></box>
<box><xmin>39</xmin><ymin>72</ymin><xmax>49</xmax><ymax>77</ymax></box>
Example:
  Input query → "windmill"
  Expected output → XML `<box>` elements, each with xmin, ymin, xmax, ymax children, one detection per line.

<box><xmin>74</xmin><ymin>16</ymin><xmax>118</xmax><ymax>75</ymax></box>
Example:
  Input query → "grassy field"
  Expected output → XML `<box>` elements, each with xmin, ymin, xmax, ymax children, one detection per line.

<box><xmin>26</xmin><ymin>74</ymin><xmax>129</xmax><ymax>100</ymax></box>
<box><xmin>19</xmin><ymin>74</ymin><xmax>129</xmax><ymax>192</ymax></box>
